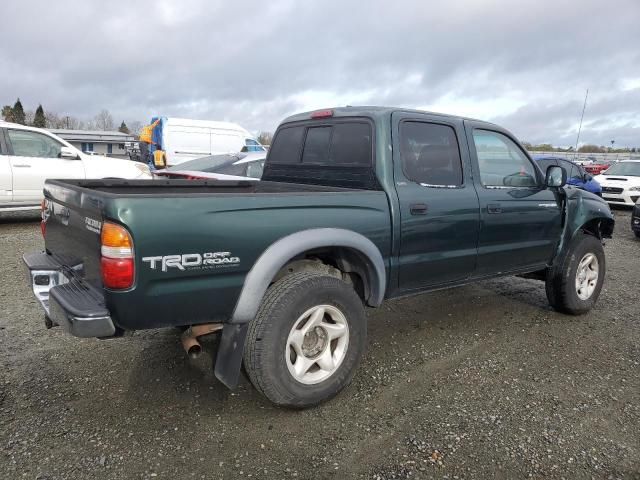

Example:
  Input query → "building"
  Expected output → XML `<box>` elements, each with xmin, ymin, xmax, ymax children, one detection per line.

<box><xmin>48</xmin><ymin>129</ymin><xmax>135</xmax><ymax>158</ymax></box>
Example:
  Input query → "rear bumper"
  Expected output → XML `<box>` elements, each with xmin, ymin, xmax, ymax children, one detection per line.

<box><xmin>24</xmin><ymin>251</ymin><xmax>116</xmax><ymax>338</ymax></box>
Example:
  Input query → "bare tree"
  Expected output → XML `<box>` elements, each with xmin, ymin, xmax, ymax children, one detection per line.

<box><xmin>24</xmin><ymin>110</ymin><xmax>35</xmax><ymax>126</ymax></box>
<box><xmin>45</xmin><ymin>112</ymin><xmax>64</xmax><ymax>129</ymax></box>
<box><xmin>127</xmin><ymin>120</ymin><xmax>143</xmax><ymax>136</ymax></box>
<box><xmin>257</xmin><ymin>131</ymin><xmax>273</xmax><ymax>146</ymax></box>
<box><xmin>94</xmin><ymin>109</ymin><xmax>114</xmax><ymax>131</ymax></box>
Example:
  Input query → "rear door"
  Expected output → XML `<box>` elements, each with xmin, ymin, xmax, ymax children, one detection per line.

<box><xmin>0</xmin><ymin>129</ymin><xmax>13</xmax><ymax>206</ymax></box>
<box><xmin>465</xmin><ymin>122</ymin><xmax>563</xmax><ymax>275</ymax></box>
<box><xmin>6</xmin><ymin>128</ymin><xmax>85</xmax><ymax>205</ymax></box>
<box><xmin>393</xmin><ymin>112</ymin><xmax>480</xmax><ymax>290</ymax></box>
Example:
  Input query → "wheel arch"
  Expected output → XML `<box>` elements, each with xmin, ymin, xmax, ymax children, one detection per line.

<box><xmin>230</xmin><ymin>228</ymin><xmax>387</xmax><ymax>324</ymax></box>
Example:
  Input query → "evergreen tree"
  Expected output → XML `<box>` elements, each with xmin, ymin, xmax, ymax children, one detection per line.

<box><xmin>33</xmin><ymin>104</ymin><xmax>46</xmax><ymax>128</ymax></box>
<box><xmin>118</xmin><ymin>121</ymin><xmax>130</xmax><ymax>134</ymax></box>
<box><xmin>12</xmin><ymin>98</ymin><xmax>26</xmax><ymax>125</ymax></box>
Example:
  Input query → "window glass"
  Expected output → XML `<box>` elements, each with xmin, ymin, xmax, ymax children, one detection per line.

<box><xmin>561</xmin><ymin>160</ymin><xmax>583</xmax><ymax>182</ymax></box>
<box><xmin>473</xmin><ymin>130</ymin><xmax>537</xmax><ymax>187</ymax></box>
<box><xmin>536</xmin><ymin>159</ymin><xmax>557</xmax><ymax>173</ymax></box>
<box><xmin>268</xmin><ymin>126</ymin><xmax>304</xmax><ymax>164</ymax></box>
<box><xmin>329</xmin><ymin>123</ymin><xmax>372</xmax><ymax>165</ymax></box>
<box><xmin>400</xmin><ymin>122</ymin><xmax>463</xmax><ymax>186</ymax></box>
<box><xmin>246</xmin><ymin>160</ymin><xmax>265</xmax><ymax>179</ymax></box>
<box><xmin>245</xmin><ymin>138</ymin><xmax>263</xmax><ymax>152</ymax></box>
<box><xmin>8</xmin><ymin>129</ymin><xmax>62</xmax><ymax>158</ymax></box>
<box><xmin>302</xmin><ymin>127</ymin><xmax>331</xmax><ymax>163</ymax></box>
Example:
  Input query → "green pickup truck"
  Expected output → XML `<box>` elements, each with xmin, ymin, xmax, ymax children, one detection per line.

<box><xmin>25</xmin><ymin>107</ymin><xmax>614</xmax><ymax>407</ymax></box>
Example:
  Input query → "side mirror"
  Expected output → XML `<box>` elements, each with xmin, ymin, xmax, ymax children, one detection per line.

<box><xmin>545</xmin><ymin>165</ymin><xmax>566</xmax><ymax>188</ymax></box>
<box><xmin>59</xmin><ymin>146</ymin><xmax>80</xmax><ymax>160</ymax></box>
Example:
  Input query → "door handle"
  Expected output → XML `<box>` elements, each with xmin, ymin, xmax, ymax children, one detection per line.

<box><xmin>13</xmin><ymin>164</ymin><xmax>31</xmax><ymax>168</ymax></box>
<box><xmin>410</xmin><ymin>203</ymin><xmax>428</xmax><ymax>215</ymax></box>
<box><xmin>487</xmin><ymin>203</ymin><xmax>502</xmax><ymax>214</ymax></box>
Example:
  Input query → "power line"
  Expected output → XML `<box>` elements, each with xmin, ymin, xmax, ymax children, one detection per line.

<box><xmin>574</xmin><ymin>89</ymin><xmax>589</xmax><ymax>157</ymax></box>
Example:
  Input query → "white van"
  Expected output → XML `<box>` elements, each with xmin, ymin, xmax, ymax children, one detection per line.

<box><xmin>155</xmin><ymin>117</ymin><xmax>265</xmax><ymax>166</ymax></box>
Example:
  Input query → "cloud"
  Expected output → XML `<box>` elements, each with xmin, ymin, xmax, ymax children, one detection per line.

<box><xmin>1</xmin><ymin>0</ymin><xmax>639</xmax><ymax>146</ymax></box>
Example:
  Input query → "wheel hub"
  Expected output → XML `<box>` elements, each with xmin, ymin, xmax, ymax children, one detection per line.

<box><xmin>302</xmin><ymin>327</ymin><xmax>327</xmax><ymax>358</ymax></box>
<box><xmin>575</xmin><ymin>252</ymin><xmax>599</xmax><ymax>301</ymax></box>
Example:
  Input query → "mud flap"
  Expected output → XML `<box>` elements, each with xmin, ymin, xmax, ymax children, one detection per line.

<box><xmin>214</xmin><ymin>323</ymin><xmax>249</xmax><ymax>389</ymax></box>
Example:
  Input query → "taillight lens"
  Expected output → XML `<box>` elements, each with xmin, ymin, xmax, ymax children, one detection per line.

<box><xmin>40</xmin><ymin>199</ymin><xmax>49</xmax><ymax>237</ymax></box>
<box><xmin>100</xmin><ymin>222</ymin><xmax>134</xmax><ymax>289</ymax></box>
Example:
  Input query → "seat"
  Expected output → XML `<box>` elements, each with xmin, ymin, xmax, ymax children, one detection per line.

<box><xmin>418</xmin><ymin>145</ymin><xmax>459</xmax><ymax>185</ymax></box>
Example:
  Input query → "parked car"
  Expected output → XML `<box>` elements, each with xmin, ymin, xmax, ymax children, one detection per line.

<box><xmin>632</xmin><ymin>198</ymin><xmax>640</xmax><ymax>238</ymax></box>
<box><xmin>154</xmin><ymin>152</ymin><xmax>265</xmax><ymax>181</ymax></box>
<box><xmin>0</xmin><ymin>121</ymin><xmax>151</xmax><ymax>212</ymax></box>
<box><xmin>533</xmin><ymin>155</ymin><xmax>602</xmax><ymax>196</ymax></box>
<box><xmin>25</xmin><ymin>106</ymin><xmax>614</xmax><ymax>408</ymax></box>
<box><xmin>583</xmin><ymin>159</ymin><xmax>611</xmax><ymax>175</ymax></box>
<box><xmin>146</xmin><ymin>117</ymin><xmax>265</xmax><ymax>167</ymax></box>
<box><xmin>594</xmin><ymin>160</ymin><xmax>640</xmax><ymax>206</ymax></box>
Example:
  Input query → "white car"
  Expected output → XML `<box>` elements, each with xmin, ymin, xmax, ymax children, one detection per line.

<box><xmin>594</xmin><ymin>160</ymin><xmax>640</xmax><ymax>206</ymax></box>
<box><xmin>0</xmin><ymin>121</ymin><xmax>151</xmax><ymax>212</ymax></box>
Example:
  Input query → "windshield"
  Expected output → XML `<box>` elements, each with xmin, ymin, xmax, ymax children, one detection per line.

<box><xmin>168</xmin><ymin>154</ymin><xmax>244</xmax><ymax>173</ymax></box>
<box><xmin>603</xmin><ymin>162</ymin><xmax>640</xmax><ymax>176</ymax></box>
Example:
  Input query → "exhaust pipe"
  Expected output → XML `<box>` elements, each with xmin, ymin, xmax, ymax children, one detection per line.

<box><xmin>181</xmin><ymin>323</ymin><xmax>223</xmax><ymax>359</ymax></box>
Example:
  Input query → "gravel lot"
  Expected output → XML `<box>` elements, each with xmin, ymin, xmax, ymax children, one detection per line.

<box><xmin>1</xmin><ymin>209</ymin><xmax>638</xmax><ymax>479</ymax></box>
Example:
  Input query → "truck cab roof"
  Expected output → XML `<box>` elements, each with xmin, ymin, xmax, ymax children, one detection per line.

<box><xmin>281</xmin><ymin>105</ymin><xmax>500</xmax><ymax>129</ymax></box>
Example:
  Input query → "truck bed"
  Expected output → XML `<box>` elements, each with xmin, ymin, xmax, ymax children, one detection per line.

<box><xmin>41</xmin><ymin>178</ymin><xmax>392</xmax><ymax>332</ymax></box>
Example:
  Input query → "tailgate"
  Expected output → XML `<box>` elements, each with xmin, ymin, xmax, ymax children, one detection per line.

<box><xmin>43</xmin><ymin>181</ymin><xmax>105</xmax><ymax>288</ymax></box>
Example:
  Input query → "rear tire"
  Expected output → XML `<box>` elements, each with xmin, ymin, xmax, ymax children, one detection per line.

<box><xmin>545</xmin><ymin>233</ymin><xmax>605</xmax><ymax>315</ymax></box>
<box><xmin>243</xmin><ymin>272</ymin><xmax>366</xmax><ymax>408</ymax></box>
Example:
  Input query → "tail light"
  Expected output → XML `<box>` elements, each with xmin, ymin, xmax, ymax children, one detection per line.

<box><xmin>101</xmin><ymin>222</ymin><xmax>135</xmax><ymax>289</ymax></box>
<box><xmin>311</xmin><ymin>109</ymin><xmax>334</xmax><ymax>119</ymax></box>
<box><xmin>40</xmin><ymin>199</ymin><xmax>50</xmax><ymax>237</ymax></box>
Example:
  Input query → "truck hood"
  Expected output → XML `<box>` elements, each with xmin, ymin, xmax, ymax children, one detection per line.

<box><xmin>594</xmin><ymin>174</ymin><xmax>640</xmax><ymax>188</ymax></box>
<box><xmin>81</xmin><ymin>155</ymin><xmax>152</xmax><ymax>180</ymax></box>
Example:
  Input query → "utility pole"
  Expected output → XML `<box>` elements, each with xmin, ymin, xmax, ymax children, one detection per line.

<box><xmin>574</xmin><ymin>89</ymin><xmax>589</xmax><ymax>158</ymax></box>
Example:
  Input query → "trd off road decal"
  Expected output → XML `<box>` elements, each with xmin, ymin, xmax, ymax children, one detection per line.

<box><xmin>142</xmin><ymin>252</ymin><xmax>240</xmax><ymax>272</ymax></box>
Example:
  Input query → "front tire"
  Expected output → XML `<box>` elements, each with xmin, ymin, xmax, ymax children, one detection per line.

<box><xmin>545</xmin><ymin>233</ymin><xmax>605</xmax><ymax>315</ymax></box>
<box><xmin>243</xmin><ymin>272</ymin><xmax>367</xmax><ymax>408</ymax></box>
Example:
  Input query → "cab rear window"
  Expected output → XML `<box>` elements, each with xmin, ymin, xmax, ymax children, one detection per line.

<box><xmin>269</xmin><ymin>121</ymin><xmax>372</xmax><ymax>167</ymax></box>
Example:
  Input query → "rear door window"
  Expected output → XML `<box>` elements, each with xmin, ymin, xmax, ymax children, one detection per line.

<box><xmin>399</xmin><ymin>122</ymin><xmax>463</xmax><ymax>186</ymax></box>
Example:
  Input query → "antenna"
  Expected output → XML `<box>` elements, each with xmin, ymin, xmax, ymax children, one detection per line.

<box><xmin>574</xmin><ymin>89</ymin><xmax>588</xmax><ymax>158</ymax></box>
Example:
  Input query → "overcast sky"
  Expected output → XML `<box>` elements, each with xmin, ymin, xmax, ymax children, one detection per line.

<box><xmin>2</xmin><ymin>0</ymin><xmax>639</xmax><ymax>147</ymax></box>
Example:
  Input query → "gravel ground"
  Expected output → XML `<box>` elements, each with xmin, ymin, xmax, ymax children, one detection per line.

<box><xmin>0</xmin><ymin>209</ymin><xmax>638</xmax><ymax>479</ymax></box>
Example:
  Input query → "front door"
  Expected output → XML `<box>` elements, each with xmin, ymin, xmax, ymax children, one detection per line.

<box><xmin>465</xmin><ymin>123</ymin><xmax>563</xmax><ymax>276</ymax></box>
<box><xmin>394</xmin><ymin>113</ymin><xmax>481</xmax><ymax>291</ymax></box>
<box><xmin>6</xmin><ymin>128</ymin><xmax>85</xmax><ymax>205</ymax></box>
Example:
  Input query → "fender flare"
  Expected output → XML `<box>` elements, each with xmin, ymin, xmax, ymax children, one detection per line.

<box><xmin>230</xmin><ymin>228</ymin><xmax>387</xmax><ymax>324</ymax></box>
